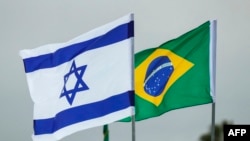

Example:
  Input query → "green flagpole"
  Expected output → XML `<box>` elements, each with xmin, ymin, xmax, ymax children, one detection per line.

<box><xmin>103</xmin><ymin>125</ymin><xmax>109</xmax><ymax>141</ymax></box>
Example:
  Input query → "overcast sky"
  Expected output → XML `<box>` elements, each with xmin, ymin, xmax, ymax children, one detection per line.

<box><xmin>1</xmin><ymin>0</ymin><xmax>250</xmax><ymax>141</ymax></box>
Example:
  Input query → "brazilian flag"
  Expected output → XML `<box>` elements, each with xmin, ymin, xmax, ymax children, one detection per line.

<box><xmin>122</xmin><ymin>20</ymin><xmax>216</xmax><ymax>121</ymax></box>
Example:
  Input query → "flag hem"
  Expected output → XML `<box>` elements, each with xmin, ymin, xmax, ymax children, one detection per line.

<box><xmin>209</xmin><ymin>20</ymin><xmax>217</xmax><ymax>102</ymax></box>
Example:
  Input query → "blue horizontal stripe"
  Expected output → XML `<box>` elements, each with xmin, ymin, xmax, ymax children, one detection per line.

<box><xmin>34</xmin><ymin>91</ymin><xmax>134</xmax><ymax>135</ymax></box>
<box><xmin>23</xmin><ymin>21</ymin><xmax>134</xmax><ymax>73</ymax></box>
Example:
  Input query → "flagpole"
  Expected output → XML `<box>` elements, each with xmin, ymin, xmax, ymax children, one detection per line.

<box><xmin>210</xmin><ymin>20</ymin><xmax>217</xmax><ymax>141</ymax></box>
<box><xmin>211</xmin><ymin>103</ymin><xmax>216</xmax><ymax>141</ymax></box>
<box><xmin>131</xmin><ymin>13</ymin><xmax>136</xmax><ymax>141</ymax></box>
<box><xmin>132</xmin><ymin>115</ymin><xmax>136</xmax><ymax>141</ymax></box>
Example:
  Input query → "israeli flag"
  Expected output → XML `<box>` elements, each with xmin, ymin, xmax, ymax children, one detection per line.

<box><xmin>20</xmin><ymin>14</ymin><xmax>134</xmax><ymax>141</ymax></box>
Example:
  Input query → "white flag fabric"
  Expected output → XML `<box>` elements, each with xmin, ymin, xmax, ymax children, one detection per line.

<box><xmin>20</xmin><ymin>13</ymin><xmax>134</xmax><ymax>141</ymax></box>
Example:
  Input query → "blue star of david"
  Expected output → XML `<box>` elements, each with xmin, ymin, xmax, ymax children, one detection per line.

<box><xmin>60</xmin><ymin>60</ymin><xmax>89</xmax><ymax>105</ymax></box>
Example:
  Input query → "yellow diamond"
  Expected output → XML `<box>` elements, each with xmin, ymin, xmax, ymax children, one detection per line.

<box><xmin>135</xmin><ymin>48</ymin><xmax>194</xmax><ymax>106</ymax></box>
